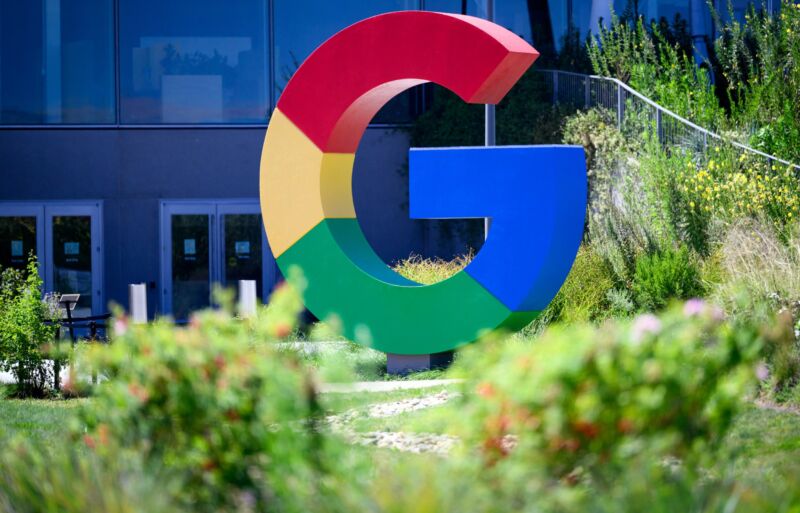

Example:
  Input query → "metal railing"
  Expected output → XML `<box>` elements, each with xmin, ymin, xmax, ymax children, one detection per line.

<box><xmin>538</xmin><ymin>69</ymin><xmax>799</xmax><ymax>170</ymax></box>
<box><xmin>46</xmin><ymin>313</ymin><xmax>111</xmax><ymax>391</ymax></box>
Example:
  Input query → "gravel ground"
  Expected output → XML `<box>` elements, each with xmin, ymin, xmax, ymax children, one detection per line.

<box><xmin>327</xmin><ymin>390</ymin><xmax>460</xmax><ymax>454</ymax></box>
<box><xmin>350</xmin><ymin>431</ymin><xmax>459</xmax><ymax>455</ymax></box>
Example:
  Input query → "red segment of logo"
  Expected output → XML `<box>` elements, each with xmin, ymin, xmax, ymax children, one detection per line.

<box><xmin>276</xmin><ymin>11</ymin><xmax>539</xmax><ymax>153</ymax></box>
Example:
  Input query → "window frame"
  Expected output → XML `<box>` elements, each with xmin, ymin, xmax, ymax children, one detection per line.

<box><xmin>159</xmin><ymin>199</ymin><xmax>276</xmax><ymax>318</ymax></box>
<box><xmin>0</xmin><ymin>201</ymin><xmax>104</xmax><ymax>316</ymax></box>
<box><xmin>0</xmin><ymin>0</ymin><xmax>430</xmax><ymax>128</ymax></box>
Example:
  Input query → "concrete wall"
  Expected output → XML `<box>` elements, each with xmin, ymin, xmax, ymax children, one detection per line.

<box><xmin>0</xmin><ymin>126</ymin><xmax>424</xmax><ymax>314</ymax></box>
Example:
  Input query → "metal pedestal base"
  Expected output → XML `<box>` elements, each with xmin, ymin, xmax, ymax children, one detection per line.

<box><xmin>386</xmin><ymin>351</ymin><xmax>454</xmax><ymax>375</ymax></box>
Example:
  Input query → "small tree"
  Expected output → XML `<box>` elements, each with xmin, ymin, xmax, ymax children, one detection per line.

<box><xmin>0</xmin><ymin>257</ymin><xmax>59</xmax><ymax>397</ymax></box>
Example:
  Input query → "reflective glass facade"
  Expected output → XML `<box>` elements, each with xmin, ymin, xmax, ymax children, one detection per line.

<box><xmin>613</xmin><ymin>0</ymin><xmax>689</xmax><ymax>22</ymax></box>
<box><xmin>0</xmin><ymin>0</ymin><xmax>776</xmax><ymax>126</ymax></box>
<box><xmin>0</xmin><ymin>0</ymin><xmax>115</xmax><ymax>124</ymax></box>
<box><xmin>120</xmin><ymin>0</ymin><xmax>268</xmax><ymax>124</ymax></box>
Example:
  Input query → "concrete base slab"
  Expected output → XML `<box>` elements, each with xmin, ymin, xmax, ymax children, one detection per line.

<box><xmin>386</xmin><ymin>351</ymin><xmax>454</xmax><ymax>375</ymax></box>
<box><xmin>321</xmin><ymin>379</ymin><xmax>462</xmax><ymax>393</ymax></box>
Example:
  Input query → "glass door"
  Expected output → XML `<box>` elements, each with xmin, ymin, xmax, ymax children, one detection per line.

<box><xmin>0</xmin><ymin>204</ymin><xmax>44</xmax><ymax>274</ymax></box>
<box><xmin>0</xmin><ymin>202</ymin><xmax>102</xmax><ymax>317</ymax></box>
<box><xmin>161</xmin><ymin>201</ymin><xmax>276</xmax><ymax>320</ymax></box>
<box><xmin>160</xmin><ymin>203</ymin><xmax>214</xmax><ymax>320</ymax></box>
<box><xmin>218</xmin><ymin>203</ymin><xmax>264</xmax><ymax>299</ymax></box>
<box><xmin>44</xmin><ymin>203</ymin><xmax>104</xmax><ymax>317</ymax></box>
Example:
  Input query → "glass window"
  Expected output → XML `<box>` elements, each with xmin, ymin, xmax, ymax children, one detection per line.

<box><xmin>0</xmin><ymin>217</ymin><xmax>37</xmax><ymax>271</ymax></box>
<box><xmin>171</xmin><ymin>214</ymin><xmax>210</xmax><ymax>319</ymax></box>
<box><xmin>0</xmin><ymin>0</ymin><xmax>114</xmax><ymax>124</ymax></box>
<box><xmin>613</xmin><ymin>0</ymin><xmax>690</xmax><ymax>24</ymax></box>
<box><xmin>119</xmin><ymin>0</ymin><xmax>268</xmax><ymax>124</ymax></box>
<box><xmin>52</xmin><ymin>216</ymin><xmax>93</xmax><ymax>317</ymax></box>
<box><xmin>275</xmin><ymin>0</ymin><xmax>418</xmax><ymax>123</ymax></box>
<box><xmin>424</xmin><ymin>0</ymin><xmax>538</xmax><ymax>44</ymax></box>
<box><xmin>223</xmin><ymin>214</ymin><xmax>263</xmax><ymax>296</ymax></box>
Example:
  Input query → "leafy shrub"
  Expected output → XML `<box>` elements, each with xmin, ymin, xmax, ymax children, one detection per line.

<box><xmin>72</xmin><ymin>284</ymin><xmax>360</xmax><ymax>512</ymax></box>
<box><xmin>605</xmin><ymin>287</ymin><xmax>637</xmax><ymax>318</ymax></box>
<box><xmin>588</xmin><ymin>14</ymin><xmax>723</xmax><ymax>129</ymax></box>
<box><xmin>633</xmin><ymin>246</ymin><xmax>704</xmax><ymax>311</ymax></box>
<box><xmin>673</xmin><ymin>149</ymin><xmax>800</xmax><ymax>232</ymax></box>
<box><xmin>454</xmin><ymin>301</ymin><xmax>764</xmax><ymax>482</ymax></box>
<box><xmin>715</xmin><ymin>0</ymin><xmax>800</xmax><ymax>163</ymax></box>
<box><xmin>538</xmin><ymin>245</ymin><xmax>617</xmax><ymax>327</ymax></box>
<box><xmin>562</xmin><ymin>108</ymin><xmax>631</xmax><ymax>227</ymax></box>
<box><xmin>588</xmin><ymin>14</ymin><xmax>656</xmax><ymax>84</ymax></box>
<box><xmin>0</xmin><ymin>257</ymin><xmax>58</xmax><ymax>397</ymax></box>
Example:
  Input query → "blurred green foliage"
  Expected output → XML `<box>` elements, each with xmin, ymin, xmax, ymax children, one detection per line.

<box><xmin>0</xmin><ymin>257</ymin><xmax>59</xmax><ymax>398</ymax></box>
<box><xmin>455</xmin><ymin>303</ymin><xmax>763</xmax><ymax>481</ymax></box>
<box><xmin>65</xmin><ymin>282</ymin><xmax>367</xmax><ymax>513</ymax></box>
<box><xmin>0</xmin><ymin>297</ymin><xmax>798</xmax><ymax>513</ymax></box>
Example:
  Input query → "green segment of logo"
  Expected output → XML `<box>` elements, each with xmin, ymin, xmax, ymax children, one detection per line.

<box><xmin>277</xmin><ymin>218</ymin><xmax>539</xmax><ymax>355</ymax></box>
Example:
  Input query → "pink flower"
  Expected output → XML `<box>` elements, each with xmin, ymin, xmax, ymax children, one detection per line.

<box><xmin>683</xmin><ymin>299</ymin><xmax>725</xmax><ymax>322</ymax></box>
<box><xmin>113</xmin><ymin>316</ymin><xmax>128</xmax><ymax>336</ymax></box>
<box><xmin>631</xmin><ymin>314</ymin><xmax>662</xmax><ymax>342</ymax></box>
<box><xmin>756</xmin><ymin>362</ymin><xmax>770</xmax><ymax>381</ymax></box>
<box><xmin>683</xmin><ymin>298</ymin><xmax>706</xmax><ymax>317</ymax></box>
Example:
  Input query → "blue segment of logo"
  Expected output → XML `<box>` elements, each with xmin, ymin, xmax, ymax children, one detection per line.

<box><xmin>408</xmin><ymin>145</ymin><xmax>587</xmax><ymax>311</ymax></box>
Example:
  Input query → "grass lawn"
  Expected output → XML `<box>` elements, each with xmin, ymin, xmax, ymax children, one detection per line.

<box><xmin>0</xmin><ymin>386</ymin><xmax>457</xmax><ymax>449</ymax></box>
<box><xmin>0</xmin><ymin>397</ymin><xmax>84</xmax><ymax>451</ymax></box>
<box><xmin>725</xmin><ymin>406</ymin><xmax>800</xmax><ymax>481</ymax></box>
<box><xmin>2</xmin><ymin>388</ymin><xmax>798</xmax><ymax>493</ymax></box>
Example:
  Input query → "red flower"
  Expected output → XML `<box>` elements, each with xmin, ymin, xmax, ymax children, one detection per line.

<box><xmin>128</xmin><ymin>382</ymin><xmax>150</xmax><ymax>403</ymax></box>
<box><xmin>97</xmin><ymin>424</ymin><xmax>110</xmax><ymax>446</ymax></box>
<box><xmin>573</xmin><ymin>420</ymin><xmax>599</xmax><ymax>439</ymax></box>
<box><xmin>617</xmin><ymin>418</ymin><xmax>635</xmax><ymax>434</ymax></box>
<box><xmin>274</xmin><ymin>323</ymin><xmax>292</xmax><ymax>338</ymax></box>
<box><xmin>476</xmin><ymin>382</ymin><xmax>495</xmax><ymax>398</ymax></box>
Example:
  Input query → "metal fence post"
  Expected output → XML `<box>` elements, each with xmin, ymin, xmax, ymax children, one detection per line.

<box><xmin>552</xmin><ymin>70</ymin><xmax>559</xmax><ymax>104</ymax></box>
<box><xmin>89</xmin><ymin>321</ymin><xmax>98</xmax><ymax>384</ymax></box>
<box><xmin>616</xmin><ymin>83</ymin><xmax>623</xmax><ymax>129</ymax></box>
<box><xmin>53</xmin><ymin>327</ymin><xmax>61</xmax><ymax>392</ymax></box>
<box><xmin>584</xmin><ymin>76</ymin><xmax>590</xmax><ymax>109</ymax></box>
<box><xmin>656</xmin><ymin>109</ymin><xmax>663</xmax><ymax>143</ymax></box>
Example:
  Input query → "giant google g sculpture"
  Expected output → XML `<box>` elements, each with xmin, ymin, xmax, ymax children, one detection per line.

<box><xmin>260</xmin><ymin>11</ymin><xmax>587</xmax><ymax>355</ymax></box>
